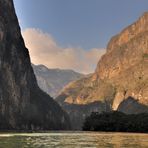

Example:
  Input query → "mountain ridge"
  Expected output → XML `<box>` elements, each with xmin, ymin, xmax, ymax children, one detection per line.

<box><xmin>32</xmin><ymin>64</ymin><xmax>85</xmax><ymax>97</ymax></box>
<box><xmin>56</xmin><ymin>12</ymin><xmax>148</xmax><ymax>129</ymax></box>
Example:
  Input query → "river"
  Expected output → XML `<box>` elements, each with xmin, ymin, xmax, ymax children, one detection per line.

<box><xmin>0</xmin><ymin>132</ymin><xmax>148</xmax><ymax>147</ymax></box>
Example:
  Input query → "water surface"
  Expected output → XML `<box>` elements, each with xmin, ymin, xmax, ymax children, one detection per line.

<box><xmin>0</xmin><ymin>131</ymin><xmax>148</xmax><ymax>148</ymax></box>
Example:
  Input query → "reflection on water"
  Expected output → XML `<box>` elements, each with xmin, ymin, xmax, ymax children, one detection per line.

<box><xmin>0</xmin><ymin>132</ymin><xmax>148</xmax><ymax>148</ymax></box>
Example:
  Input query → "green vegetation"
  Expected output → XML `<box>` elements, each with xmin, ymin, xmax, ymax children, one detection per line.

<box><xmin>143</xmin><ymin>53</ymin><xmax>148</xmax><ymax>58</ymax></box>
<box><xmin>83</xmin><ymin>111</ymin><xmax>148</xmax><ymax>133</ymax></box>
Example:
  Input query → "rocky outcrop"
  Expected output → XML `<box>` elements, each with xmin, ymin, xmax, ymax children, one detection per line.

<box><xmin>32</xmin><ymin>64</ymin><xmax>84</xmax><ymax>98</ymax></box>
<box><xmin>56</xmin><ymin>12</ymin><xmax>148</xmax><ymax>129</ymax></box>
<box><xmin>0</xmin><ymin>0</ymin><xmax>70</xmax><ymax>130</ymax></box>
<box><xmin>117</xmin><ymin>96</ymin><xmax>148</xmax><ymax>114</ymax></box>
<box><xmin>96</xmin><ymin>12</ymin><xmax>148</xmax><ymax>109</ymax></box>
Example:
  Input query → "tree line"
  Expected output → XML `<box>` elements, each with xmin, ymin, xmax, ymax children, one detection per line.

<box><xmin>82</xmin><ymin>111</ymin><xmax>148</xmax><ymax>133</ymax></box>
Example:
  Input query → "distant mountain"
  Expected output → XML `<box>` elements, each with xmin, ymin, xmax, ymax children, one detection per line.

<box><xmin>56</xmin><ymin>12</ymin><xmax>148</xmax><ymax>129</ymax></box>
<box><xmin>0</xmin><ymin>0</ymin><xmax>70</xmax><ymax>130</ymax></box>
<box><xmin>32</xmin><ymin>64</ymin><xmax>84</xmax><ymax>98</ymax></box>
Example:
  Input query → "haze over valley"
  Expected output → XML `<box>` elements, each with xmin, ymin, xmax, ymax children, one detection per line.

<box><xmin>0</xmin><ymin>0</ymin><xmax>148</xmax><ymax>147</ymax></box>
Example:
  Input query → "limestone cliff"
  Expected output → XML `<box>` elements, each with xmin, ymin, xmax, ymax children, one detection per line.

<box><xmin>56</xmin><ymin>12</ymin><xmax>148</xmax><ymax>129</ymax></box>
<box><xmin>96</xmin><ymin>12</ymin><xmax>148</xmax><ymax>111</ymax></box>
<box><xmin>0</xmin><ymin>0</ymin><xmax>70</xmax><ymax>130</ymax></box>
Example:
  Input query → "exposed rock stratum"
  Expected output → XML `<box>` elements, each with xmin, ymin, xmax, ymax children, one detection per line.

<box><xmin>56</xmin><ymin>12</ymin><xmax>148</xmax><ymax>129</ymax></box>
<box><xmin>0</xmin><ymin>0</ymin><xmax>70</xmax><ymax>130</ymax></box>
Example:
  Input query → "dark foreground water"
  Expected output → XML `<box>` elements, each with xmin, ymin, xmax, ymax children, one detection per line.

<box><xmin>0</xmin><ymin>132</ymin><xmax>148</xmax><ymax>148</ymax></box>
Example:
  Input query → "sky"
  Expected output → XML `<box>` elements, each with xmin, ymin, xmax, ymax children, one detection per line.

<box><xmin>13</xmin><ymin>0</ymin><xmax>148</xmax><ymax>73</ymax></box>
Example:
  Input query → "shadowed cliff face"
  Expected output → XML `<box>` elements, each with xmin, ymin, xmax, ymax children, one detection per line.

<box><xmin>56</xmin><ymin>12</ymin><xmax>148</xmax><ymax>129</ymax></box>
<box><xmin>0</xmin><ymin>0</ymin><xmax>70</xmax><ymax>130</ymax></box>
<box><xmin>60</xmin><ymin>101</ymin><xmax>111</xmax><ymax>130</ymax></box>
<box><xmin>118</xmin><ymin>96</ymin><xmax>148</xmax><ymax>114</ymax></box>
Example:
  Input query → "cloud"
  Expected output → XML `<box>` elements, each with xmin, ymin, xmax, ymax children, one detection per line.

<box><xmin>22</xmin><ymin>28</ymin><xmax>106</xmax><ymax>74</ymax></box>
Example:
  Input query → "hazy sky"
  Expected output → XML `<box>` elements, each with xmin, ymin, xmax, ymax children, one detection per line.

<box><xmin>13</xmin><ymin>0</ymin><xmax>148</xmax><ymax>73</ymax></box>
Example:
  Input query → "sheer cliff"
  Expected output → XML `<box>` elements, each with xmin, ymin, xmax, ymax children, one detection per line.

<box><xmin>56</xmin><ymin>12</ymin><xmax>148</xmax><ymax>129</ymax></box>
<box><xmin>0</xmin><ymin>0</ymin><xmax>70</xmax><ymax>130</ymax></box>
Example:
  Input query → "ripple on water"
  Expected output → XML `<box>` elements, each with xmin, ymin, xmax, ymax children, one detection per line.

<box><xmin>0</xmin><ymin>132</ymin><xmax>148</xmax><ymax>148</ymax></box>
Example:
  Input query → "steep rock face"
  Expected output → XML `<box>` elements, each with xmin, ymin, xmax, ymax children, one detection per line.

<box><xmin>96</xmin><ymin>12</ymin><xmax>148</xmax><ymax>109</ymax></box>
<box><xmin>97</xmin><ymin>12</ymin><xmax>148</xmax><ymax>80</ymax></box>
<box><xmin>56</xmin><ymin>75</ymin><xmax>113</xmax><ymax>129</ymax></box>
<box><xmin>32</xmin><ymin>64</ymin><xmax>84</xmax><ymax>98</ymax></box>
<box><xmin>0</xmin><ymin>0</ymin><xmax>70</xmax><ymax>130</ymax></box>
<box><xmin>56</xmin><ymin>12</ymin><xmax>148</xmax><ymax>129</ymax></box>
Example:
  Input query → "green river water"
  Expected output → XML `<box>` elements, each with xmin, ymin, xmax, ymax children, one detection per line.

<box><xmin>0</xmin><ymin>132</ymin><xmax>148</xmax><ymax>148</ymax></box>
